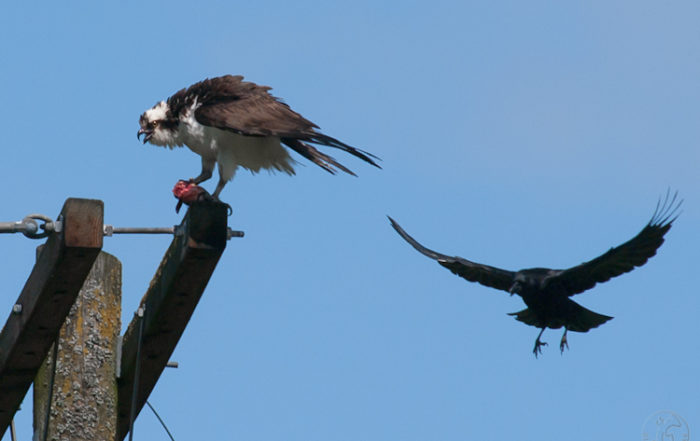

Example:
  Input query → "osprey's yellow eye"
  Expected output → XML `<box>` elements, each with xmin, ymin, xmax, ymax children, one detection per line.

<box><xmin>151</xmin><ymin>120</ymin><xmax>159</xmax><ymax>128</ymax></box>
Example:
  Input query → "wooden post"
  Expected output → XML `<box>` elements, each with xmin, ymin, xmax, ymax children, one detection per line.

<box><xmin>0</xmin><ymin>198</ymin><xmax>103</xmax><ymax>438</ymax></box>
<box><xmin>33</xmin><ymin>251</ymin><xmax>122</xmax><ymax>441</ymax></box>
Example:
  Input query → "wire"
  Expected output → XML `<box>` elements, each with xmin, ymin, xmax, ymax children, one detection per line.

<box><xmin>146</xmin><ymin>401</ymin><xmax>176</xmax><ymax>441</ymax></box>
<box><xmin>128</xmin><ymin>307</ymin><xmax>146</xmax><ymax>441</ymax></box>
<box><xmin>42</xmin><ymin>341</ymin><xmax>59</xmax><ymax>441</ymax></box>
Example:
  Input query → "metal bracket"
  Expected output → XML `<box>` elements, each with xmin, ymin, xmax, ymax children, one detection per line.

<box><xmin>0</xmin><ymin>214</ymin><xmax>62</xmax><ymax>239</ymax></box>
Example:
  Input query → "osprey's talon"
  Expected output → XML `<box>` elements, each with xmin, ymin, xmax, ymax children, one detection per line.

<box><xmin>208</xmin><ymin>195</ymin><xmax>232</xmax><ymax>215</ymax></box>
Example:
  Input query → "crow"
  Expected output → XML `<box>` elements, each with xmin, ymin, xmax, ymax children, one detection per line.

<box><xmin>388</xmin><ymin>192</ymin><xmax>681</xmax><ymax>357</ymax></box>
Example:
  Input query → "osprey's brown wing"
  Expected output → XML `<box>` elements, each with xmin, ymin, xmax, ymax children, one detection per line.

<box><xmin>190</xmin><ymin>75</ymin><xmax>318</xmax><ymax>136</ymax></box>
<box><xmin>549</xmin><ymin>192</ymin><xmax>681</xmax><ymax>297</ymax></box>
<box><xmin>389</xmin><ymin>217</ymin><xmax>515</xmax><ymax>293</ymax></box>
<box><xmin>174</xmin><ymin>75</ymin><xmax>380</xmax><ymax>171</ymax></box>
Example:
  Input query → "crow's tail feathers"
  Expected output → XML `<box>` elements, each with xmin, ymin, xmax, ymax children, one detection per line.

<box><xmin>508</xmin><ymin>300</ymin><xmax>613</xmax><ymax>333</ymax></box>
<box><xmin>508</xmin><ymin>308</ymin><xmax>541</xmax><ymax>327</ymax></box>
<box><xmin>565</xmin><ymin>301</ymin><xmax>614</xmax><ymax>332</ymax></box>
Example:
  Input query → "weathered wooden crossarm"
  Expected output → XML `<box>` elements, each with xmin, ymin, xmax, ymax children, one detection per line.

<box><xmin>117</xmin><ymin>202</ymin><xmax>228</xmax><ymax>440</ymax></box>
<box><xmin>0</xmin><ymin>198</ymin><xmax>104</xmax><ymax>438</ymax></box>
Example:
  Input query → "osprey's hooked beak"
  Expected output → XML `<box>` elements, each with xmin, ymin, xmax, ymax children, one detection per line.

<box><xmin>137</xmin><ymin>128</ymin><xmax>153</xmax><ymax>144</ymax></box>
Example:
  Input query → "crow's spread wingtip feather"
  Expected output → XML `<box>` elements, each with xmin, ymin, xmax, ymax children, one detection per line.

<box><xmin>388</xmin><ymin>217</ymin><xmax>450</xmax><ymax>262</ymax></box>
<box><xmin>650</xmin><ymin>189</ymin><xmax>683</xmax><ymax>227</ymax></box>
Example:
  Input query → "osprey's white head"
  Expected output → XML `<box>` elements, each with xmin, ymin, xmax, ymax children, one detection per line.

<box><xmin>137</xmin><ymin>101</ymin><xmax>181</xmax><ymax>147</ymax></box>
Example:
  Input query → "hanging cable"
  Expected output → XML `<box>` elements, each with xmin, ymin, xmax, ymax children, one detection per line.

<box><xmin>10</xmin><ymin>418</ymin><xmax>17</xmax><ymax>441</ymax></box>
<box><xmin>146</xmin><ymin>401</ymin><xmax>176</xmax><ymax>441</ymax></box>
<box><xmin>128</xmin><ymin>306</ymin><xmax>146</xmax><ymax>441</ymax></box>
<box><xmin>42</xmin><ymin>341</ymin><xmax>59</xmax><ymax>441</ymax></box>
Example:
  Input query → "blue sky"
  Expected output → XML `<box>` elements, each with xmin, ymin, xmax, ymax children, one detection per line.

<box><xmin>1</xmin><ymin>1</ymin><xmax>698</xmax><ymax>440</ymax></box>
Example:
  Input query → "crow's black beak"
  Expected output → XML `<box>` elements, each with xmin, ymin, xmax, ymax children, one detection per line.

<box><xmin>137</xmin><ymin>128</ymin><xmax>153</xmax><ymax>144</ymax></box>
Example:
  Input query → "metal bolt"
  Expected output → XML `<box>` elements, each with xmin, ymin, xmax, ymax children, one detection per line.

<box><xmin>12</xmin><ymin>304</ymin><xmax>22</xmax><ymax>314</ymax></box>
<box><xmin>227</xmin><ymin>228</ymin><xmax>245</xmax><ymax>239</ymax></box>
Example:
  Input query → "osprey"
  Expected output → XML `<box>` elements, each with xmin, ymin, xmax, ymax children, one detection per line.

<box><xmin>137</xmin><ymin>75</ymin><xmax>380</xmax><ymax>199</ymax></box>
<box><xmin>389</xmin><ymin>192</ymin><xmax>681</xmax><ymax>357</ymax></box>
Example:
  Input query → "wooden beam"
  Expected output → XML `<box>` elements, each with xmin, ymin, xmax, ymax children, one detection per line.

<box><xmin>0</xmin><ymin>198</ymin><xmax>104</xmax><ymax>438</ymax></box>
<box><xmin>117</xmin><ymin>202</ymin><xmax>228</xmax><ymax>440</ymax></box>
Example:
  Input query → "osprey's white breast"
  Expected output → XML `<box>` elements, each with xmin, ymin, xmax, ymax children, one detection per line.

<box><xmin>178</xmin><ymin>102</ymin><xmax>296</xmax><ymax>180</ymax></box>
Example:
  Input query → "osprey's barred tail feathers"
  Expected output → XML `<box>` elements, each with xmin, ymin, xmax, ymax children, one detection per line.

<box><xmin>282</xmin><ymin>139</ymin><xmax>356</xmax><ymax>176</ymax></box>
<box><xmin>307</xmin><ymin>133</ymin><xmax>382</xmax><ymax>169</ymax></box>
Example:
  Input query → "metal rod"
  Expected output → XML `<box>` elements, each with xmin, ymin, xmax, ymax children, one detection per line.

<box><xmin>104</xmin><ymin>225</ymin><xmax>244</xmax><ymax>240</ymax></box>
<box><xmin>0</xmin><ymin>221</ymin><xmax>35</xmax><ymax>234</ymax></box>
<box><xmin>10</xmin><ymin>419</ymin><xmax>16</xmax><ymax>441</ymax></box>
<box><xmin>0</xmin><ymin>214</ymin><xmax>56</xmax><ymax>239</ymax></box>
<box><xmin>108</xmin><ymin>227</ymin><xmax>176</xmax><ymax>235</ymax></box>
<box><xmin>2</xmin><ymin>216</ymin><xmax>244</xmax><ymax>240</ymax></box>
<box><xmin>227</xmin><ymin>229</ymin><xmax>245</xmax><ymax>239</ymax></box>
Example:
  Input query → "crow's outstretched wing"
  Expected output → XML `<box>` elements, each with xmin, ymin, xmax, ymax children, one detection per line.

<box><xmin>389</xmin><ymin>217</ymin><xmax>515</xmax><ymax>293</ymax></box>
<box><xmin>549</xmin><ymin>192</ymin><xmax>681</xmax><ymax>296</ymax></box>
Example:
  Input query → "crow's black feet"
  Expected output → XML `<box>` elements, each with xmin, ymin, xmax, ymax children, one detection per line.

<box><xmin>533</xmin><ymin>339</ymin><xmax>547</xmax><ymax>358</ymax></box>
<box><xmin>559</xmin><ymin>333</ymin><xmax>569</xmax><ymax>354</ymax></box>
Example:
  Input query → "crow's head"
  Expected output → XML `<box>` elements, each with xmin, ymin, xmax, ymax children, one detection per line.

<box><xmin>512</xmin><ymin>268</ymin><xmax>552</xmax><ymax>296</ymax></box>
<box><xmin>137</xmin><ymin>101</ymin><xmax>179</xmax><ymax>147</ymax></box>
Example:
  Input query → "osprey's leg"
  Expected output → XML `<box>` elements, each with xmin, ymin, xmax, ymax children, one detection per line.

<box><xmin>211</xmin><ymin>178</ymin><xmax>233</xmax><ymax>215</ymax></box>
<box><xmin>559</xmin><ymin>328</ymin><xmax>569</xmax><ymax>354</ymax></box>
<box><xmin>191</xmin><ymin>158</ymin><xmax>215</xmax><ymax>184</ymax></box>
<box><xmin>533</xmin><ymin>327</ymin><xmax>547</xmax><ymax>358</ymax></box>
<box><xmin>212</xmin><ymin>178</ymin><xmax>227</xmax><ymax>199</ymax></box>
